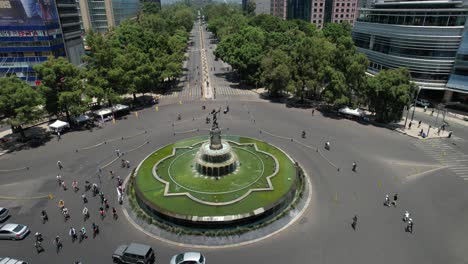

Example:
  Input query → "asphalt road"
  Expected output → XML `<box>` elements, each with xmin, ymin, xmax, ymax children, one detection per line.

<box><xmin>1</xmin><ymin>21</ymin><xmax>468</xmax><ymax>264</ymax></box>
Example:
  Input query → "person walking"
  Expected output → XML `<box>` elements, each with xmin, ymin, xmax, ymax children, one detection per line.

<box><xmin>81</xmin><ymin>193</ymin><xmax>87</xmax><ymax>203</ymax></box>
<box><xmin>92</xmin><ymin>183</ymin><xmax>99</xmax><ymax>196</ymax></box>
<box><xmin>403</xmin><ymin>210</ymin><xmax>410</xmax><ymax>222</ymax></box>
<box><xmin>418</xmin><ymin>120</ymin><xmax>422</xmax><ymax>128</ymax></box>
<box><xmin>79</xmin><ymin>227</ymin><xmax>87</xmax><ymax>242</ymax></box>
<box><xmin>406</xmin><ymin>218</ymin><xmax>414</xmax><ymax>233</ymax></box>
<box><xmin>61</xmin><ymin>180</ymin><xmax>67</xmax><ymax>191</ymax></box>
<box><xmin>384</xmin><ymin>195</ymin><xmax>390</xmax><ymax>206</ymax></box>
<box><xmin>99</xmin><ymin>207</ymin><xmax>105</xmax><ymax>220</ymax></box>
<box><xmin>312</xmin><ymin>108</ymin><xmax>315</xmax><ymax>116</ymax></box>
<box><xmin>35</xmin><ymin>240</ymin><xmax>44</xmax><ymax>253</ymax></box>
<box><xmin>352</xmin><ymin>162</ymin><xmax>357</xmax><ymax>172</ymax></box>
<box><xmin>57</xmin><ymin>160</ymin><xmax>63</xmax><ymax>170</ymax></box>
<box><xmin>104</xmin><ymin>198</ymin><xmax>109</xmax><ymax>210</ymax></box>
<box><xmin>54</xmin><ymin>236</ymin><xmax>62</xmax><ymax>253</ymax></box>
<box><xmin>99</xmin><ymin>192</ymin><xmax>105</xmax><ymax>204</ymax></box>
<box><xmin>92</xmin><ymin>222</ymin><xmax>99</xmax><ymax>238</ymax></box>
<box><xmin>69</xmin><ymin>227</ymin><xmax>77</xmax><ymax>242</ymax></box>
<box><xmin>41</xmin><ymin>210</ymin><xmax>48</xmax><ymax>224</ymax></box>
<box><xmin>112</xmin><ymin>207</ymin><xmax>118</xmax><ymax>220</ymax></box>
<box><xmin>351</xmin><ymin>215</ymin><xmax>358</xmax><ymax>230</ymax></box>
<box><xmin>56</xmin><ymin>174</ymin><xmax>62</xmax><ymax>186</ymax></box>
<box><xmin>82</xmin><ymin>207</ymin><xmax>89</xmax><ymax>221</ymax></box>
<box><xmin>408</xmin><ymin>122</ymin><xmax>412</xmax><ymax>129</ymax></box>
<box><xmin>392</xmin><ymin>193</ymin><xmax>398</xmax><ymax>207</ymax></box>
<box><xmin>72</xmin><ymin>181</ymin><xmax>79</xmax><ymax>192</ymax></box>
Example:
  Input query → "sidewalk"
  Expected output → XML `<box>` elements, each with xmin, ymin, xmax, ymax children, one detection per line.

<box><xmin>395</xmin><ymin>119</ymin><xmax>451</xmax><ymax>139</ymax></box>
<box><xmin>414</xmin><ymin>106</ymin><xmax>468</xmax><ymax>126</ymax></box>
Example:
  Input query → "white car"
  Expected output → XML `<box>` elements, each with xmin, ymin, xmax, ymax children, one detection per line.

<box><xmin>170</xmin><ymin>252</ymin><xmax>205</xmax><ymax>264</ymax></box>
<box><xmin>0</xmin><ymin>257</ymin><xmax>28</xmax><ymax>264</ymax></box>
<box><xmin>0</xmin><ymin>223</ymin><xmax>29</xmax><ymax>240</ymax></box>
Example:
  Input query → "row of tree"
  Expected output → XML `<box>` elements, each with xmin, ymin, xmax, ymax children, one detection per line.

<box><xmin>0</xmin><ymin>3</ymin><xmax>194</xmax><ymax>137</ymax></box>
<box><xmin>204</xmin><ymin>3</ymin><xmax>416</xmax><ymax>123</ymax></box>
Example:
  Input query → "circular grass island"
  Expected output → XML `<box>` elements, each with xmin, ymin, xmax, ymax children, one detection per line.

<box><xmin>132</xmin><ymin>135</ymin><xmax>302</xmax><ymax>230</ymax></box>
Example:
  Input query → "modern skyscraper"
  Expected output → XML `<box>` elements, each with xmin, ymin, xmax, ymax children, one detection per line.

<box><xmin>0</xmin><ymin>0</ymin><xmax>84</xmax><ymax>85</ymax></box>
<box><xmin>352</xmin><ymin>0</ymin><xmax>468</xmax><ymax>102</ymax></box>
<box><xmin>76</xmin><ymin>0</ymin><xmax>141</xmax><ymax>33</ymax></box>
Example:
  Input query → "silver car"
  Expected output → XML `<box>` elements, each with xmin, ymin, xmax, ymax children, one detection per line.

<box><xmin>170</xmin><ymin>252</ymin><xmax>205</xmax><ymax>264</ymax></box>
<box><xmin>0</xmin><ymin>208</ymin><xmax>9</xmax><ymax>222</ymax></box>
<box><xmin>0</xmin><ymin>223</ymin><xmax>29</xmax><ymax>240</ymax></box>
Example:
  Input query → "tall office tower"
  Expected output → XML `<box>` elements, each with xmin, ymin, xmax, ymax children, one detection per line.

<box><xmin>253</xmin><ymin>0</ymin><xmax>272</xmax><ymax>14</ymax></box>
<box><xmin>287</xmin><ymin>0</ymin><xmax>358</xmax><ymax>28</ymax></box>
<box><xmin>353</xmin><ymin>0</ymin><xmax>468</xmax><ymax>102</ymax></box>
<box><xmin>271</xmin><ymin>0</ymin><xmax>287</xmax><ymax>19</ymax></box>
<box><xmin>0</xmin><ymin>0</ymin><xmax>84</xmax><ymax>85</ymax></box>
<box><xmin>76</xmin><ymin>0</ymin><xmax>141</xmax><ymax>33</ymax></box>
<box><xmin>446</xmin><ymin>19</ymin><xmax>468</xmax><ymax>102</ymax></box>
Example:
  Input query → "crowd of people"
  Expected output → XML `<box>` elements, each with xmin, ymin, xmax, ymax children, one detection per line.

<box><xmin>34</xmin><ymin>159</ymin><xmax>128</xmax><ymax>256</ymax></box>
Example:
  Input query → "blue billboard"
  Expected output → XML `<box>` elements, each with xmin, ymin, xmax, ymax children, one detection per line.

<box><xmin>0</xmin><ymin>0</ymin><xmax>59</xmax><ymax>26</ymax></box>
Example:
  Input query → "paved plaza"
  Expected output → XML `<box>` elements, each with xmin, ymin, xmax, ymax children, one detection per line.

<box><xmin>1</xmin><ymin>21</ymin><xmax>468</xmax><ymax>264</ymax></box>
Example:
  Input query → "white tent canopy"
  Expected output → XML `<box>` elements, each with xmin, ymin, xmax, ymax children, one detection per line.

<box><xmin>49</xmin><ymin>120</ymin><xmax>70</xmax><ymax>131</ymax></box>
<box><xmin>338</xmin><ymin>107</ymin><xmax>365</xmax><ymax>117</ymax></box>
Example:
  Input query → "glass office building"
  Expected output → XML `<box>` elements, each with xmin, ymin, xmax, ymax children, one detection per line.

<box><xmin>76</xmin><ymin>0</ymin><xmax>140</xmax><ymax>33</ymax></box>
<box><xmin>0</xmin><ymin>0</ymin><xmax>84</xmax><ymax>85</ymax></box>
<box><xmin>352</xmin><ymin>0</ymin><xmax>468</xmax><ymax>101</ymax></box>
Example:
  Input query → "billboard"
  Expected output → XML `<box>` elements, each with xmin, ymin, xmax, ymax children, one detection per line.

<box><xmin>0</xmin><ymin>0</ymin><xmax>59</xmax><ymax>26</ymax></box>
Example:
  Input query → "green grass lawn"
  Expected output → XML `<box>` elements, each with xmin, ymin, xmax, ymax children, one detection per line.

<box><xmin>135</xmin><ymin>136</ymin><xmax>296</xmax><ymax>216</ymax></box>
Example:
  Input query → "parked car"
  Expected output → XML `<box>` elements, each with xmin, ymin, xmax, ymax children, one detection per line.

<box><xmin>0</xmin><ymin>257</ymin><xmax>28</xmax><ymax>264</ymax></box>
<box><xmin>0</xmin><ymin>208</ymin><xmax>9</xmax><ymax>222</ymax></box>
<box><xmin>112</xmin><ymin>243</ymin><xmax>155</xmax><ymax>264</ymax></box>
<box><xmin>0</xmin><ymin>224</ymin><xmax>29</xmax><ymax>240</ymax></box>
<box><xmin>170</xmin><ymin>252</ymin><xmax>206</xmax><ymax>264</ymax></box>
<box><xmin>415</xmin><ymin>98</ymin><xmax>431</xmax><ymax>107</ymax></box>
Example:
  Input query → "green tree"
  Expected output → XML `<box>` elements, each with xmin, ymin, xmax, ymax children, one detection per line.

<box><xmin>0</xmin><ymin>77</ymin><xmax>44</xmax><ymax>138</ymax></box>
<box><xmin>260</xmin><ymin>49</ymin><xmax>292</xmax><ymax>97</ymax></box>
<box><xmin>142</xmin><ymin>2</ymin><xmax>161</xmax><ymax>14</ymax></box>
<box><xmin>34</xmin><ymin>57</ymin><xmax>87</xmax><ymax>122</ymax></box>
<box><xmin>322</xmin><ymin>22</ymin><xmax>352</xmax><ymax>43</ymax></box>
<box><xmin>366</xmin><ymin>68</ymin><xmax>417</xmax><ymax>123</ymax></box>
<box><xmin>246</xmin><ymin>1</ymin><xmax>256</xmax><ymax>16</ymax></box>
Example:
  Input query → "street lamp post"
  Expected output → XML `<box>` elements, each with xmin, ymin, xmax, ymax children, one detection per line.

<box><xmin>410</xmin><ymin>87</ymin><xmax>421</xmax><ymax>122</ymax></box>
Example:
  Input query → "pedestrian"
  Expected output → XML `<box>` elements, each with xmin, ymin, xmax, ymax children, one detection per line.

<box><xmin>115</xmin><ymin>149</ymin><xmax>121</xmax><ymax>157</ymax></box>
<box><xmin>351</xmin><ymin>215</ymin><xmax>357</xmax><ymax>230</ymax></box>
<box><xmin>431</xmin><ymin>109</ymin><xmax>434</xmax><ymax>116</ymax></box>
<box><xmin>109</xmin><ymin>170</ymin><xmax>115</xmax><ymax>179</ymax></box>
<box><xmin>61</xmin><ymin>180</ymin><xmax>67</xmax><ymax>191</ymax></box>
<box><xmin>69</xmin><ymin>227</ymin><xmax>77</xmax><ymax>242</ymax></box>
<box><xmin>448</xmin><ymin>131</ymin><xmax>453</xmax><ymax>138</ymax></box>
<box><xmin>352</xmin><ymin>161</ymin><xmax>357</xmax><ymax>172</ymax></box>
<box><xmin>56</xmin><ymin>174</ymin><xmax>62</xmax><ymax>186</ymax></box>
<box><xmin>58</xmin><ymin>200</ymin><xmax>65</xmax><ymax>210</ymax></box>
<box><xmin>99</xmin><ymin>192</ymin><xmax>105</xmax><ymax>204</ymax></box>
<box><xmin>424</xmin><ymin>105</ymin><xmax>427</xmax><ymax>112</ymax></box>
<box><xmin>79</xmin><ymin>227</ymin><xmax>87</xmax><ymax>242</ymax></box>
<box><xmin>81</xmin><ymin>193</ymin><xmax>87</xmax><ymax>203</ymax></box>
<box><xmin>406</xmin><ymin>218</ymin><xmax>414</xmax><ymax>233</ymax></box>
<box><xmin>392</xmin><ymin>193</ymin><xmax>398</xmax><ymax>207</ymax></box>
<box><xmin>118</xmin><ymin>192</ymin><xmax>123</xmax><ymax>205</ymax></box>
<box><xmin>92</xmin><ymin>183</ymin><xmax>98</xmax><ymax>196</ymax></box>
<box><xmin>104</xmin><ymin>198</ymin><xmax>109</xmax><ymax>210</ymax></box>
<box><xmin>41</xmin><ymin>210</ymin><xmax>48</xmax><ymax>224</ymax></box>
<box><xmin>57</xmin><ymin>160</ymin><xmax>63</xmax><ymax>170</ymax></box>
<box><xmin>85</xmin><ymin>181</ymin><xmax>91</xmax><ymax>191</ymax></box>
<box><xmin>112</xmin><ymin>207</ymin><xmax>118</xmax><ymax>220</ymax></box>
<box><xmin>57</xmin><ymin>131</ymin><xmax>61</xmax><ymax>141</ymax></box>
<box><xmin>35</xmin><ymin>240</ymin><xmax>44</xmax><ymax>253</ymax></box>
<box><xmin>82</xmin><ymin>207</ymin><xmax>89</xmax><ymax>221</ymax></box>
<box><xmin>403</xmin><ymin>210</ymin><xmax>410</xmax><ymax>222</ymax></box>
<box><xmin>418</xmin><ymin>120</ymin><xmax>422</xmax><ymax>128</ymax></box>
<box><xmin>117</xmin><ymin>176</ymin><xmax>122</xmax><ymax>186</ymax></box>
<box><xmin>441</xmin><ymin>124</ymin><xmax>446</xmax><ymax>131</ymax></box>
<box><xmin>408</xmin><ymin>122</ymin><xmax>412</xmax><ymax>129</ymax></box>
<box><xmin>35</xmin><ymin>232</ymin><xmax>43</xmax><ymax>242</ymax></box>
<box><xmin>54</xmin><ymin>236</ymin><xmax>62</xmax><ymax>253</ymax></box>
<box><xmin>72</xmin><ymin>181</ymin><xmax>79</xmax><ymax>192</ymax></box>
<box><xmin>92</xmin><ymin>222</ymin><xmax>99</xmax><ymax>238</ymax></box>
<box><xmin>99</xmin><ymin>207</ymin><xmax>105</xmax><ymax>219</ymax></box>
<box><xmin>125</xmin><ymin>160</ymin><xmax>130</xmax><ymax>168</ymax></box>
<box><xmin>384</xmin><ymin>194</ymin><xmax>390</xmax><ymax>206</ymax></box>
<box><xmin>419</xmin><ymin>128</ymin><xmax>424</xmax><ymax>136</ymax></box>
<box><xmin>312</xmin><ymin>108</ymin><xmax>315</xmax><ymax>116</ymax></box>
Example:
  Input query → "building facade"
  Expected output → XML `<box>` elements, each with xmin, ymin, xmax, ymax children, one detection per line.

<box><xmin>76</xmin><ymin>0</ymin><xmax>141</xmax><ymax>33</ymax></box>
<box><xmin>352</xmin><ymin>0</ymin><xmax>468</xmax><ymax>101</ymax></box>
<box><xmin>0</xmin><ymin>0</ymin><xmax>84</xmax><ymax>85</ymax></box>
<box><xmin>285</xmin><ymin>0</ymin><xmax>358</xmax><ymax>27</ymax></box>
<box><xmin>271</xmin><ymin>0</ymin><xmax>287</xmax><ymax>19</ymax></box>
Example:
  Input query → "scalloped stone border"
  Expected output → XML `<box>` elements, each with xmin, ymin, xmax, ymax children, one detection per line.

<box><xmin>153</xmin><ymin>140</ymin><xmax>280</xmax><ymax>206</ymax></box>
